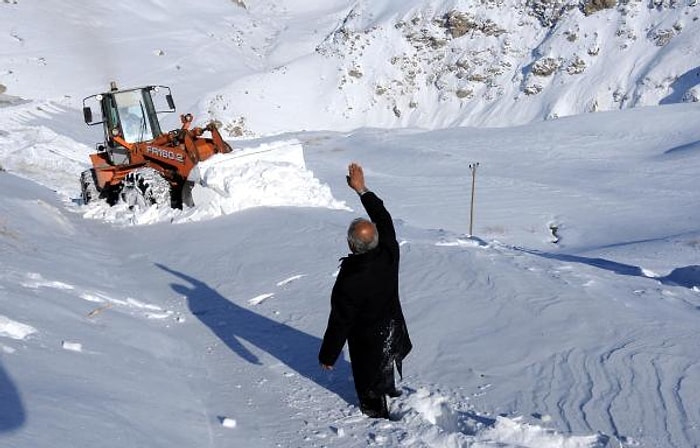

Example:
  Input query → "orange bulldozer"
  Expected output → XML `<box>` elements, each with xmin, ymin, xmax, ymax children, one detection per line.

<box><xmin>80</xmin><ymin>82</ymin><xmax>232</xmax><ymax>208</ymax></box>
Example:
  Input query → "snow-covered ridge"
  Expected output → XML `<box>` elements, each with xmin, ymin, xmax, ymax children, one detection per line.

<box><xmin>2</xmin><ymin>102</ymin><xmax>700</xmax><ymax>447</ymax></box>
<box><xmin>2</xmin><ymin>0</ymin><xmax>697</xmax><ymax>136</ymax></box>
<box><xmin>203</xmin><ymin>0</ymin><xmax>700</xmax><ymax>134</ymax></box>
<box><xmin>2</xmin><ymin>2</ymin><xmax>700</xmax><ymax>447</ymax></box>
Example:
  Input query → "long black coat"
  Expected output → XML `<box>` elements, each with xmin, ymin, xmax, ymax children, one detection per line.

<box><xmin>319</xmin><ymin>191</ymin><xmax>412</xmax><ymax>397</ymax></box>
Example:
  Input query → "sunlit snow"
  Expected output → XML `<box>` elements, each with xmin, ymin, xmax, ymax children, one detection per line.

<box><xmin>1</xmin><ymin>1</ymin><xmax>699</xmax><ymax>448</ymax></box>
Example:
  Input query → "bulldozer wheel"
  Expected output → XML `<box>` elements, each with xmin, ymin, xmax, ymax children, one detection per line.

<box><xmin>80</xmin><ymin>169</ymin><xmax>99</xmax><ymax>205</ymax></box>
<box><xmin>119</xmin><ymin>167</ymin><xmax>172</xmax><ymax>209</ymax></box>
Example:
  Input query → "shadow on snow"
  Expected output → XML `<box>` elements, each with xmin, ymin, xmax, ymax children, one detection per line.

<box><xmin>521</xmin><ymin>250</ymin><xmax>700</xmax><ymax>290</ymax></box>
<box><xmin>0</xmin><ymin>361</ymin><xmax>25</xmax><ymax>432</ymax></box>
<box><xmin>662</xmin><ymin>139</ymin><xmax>700</xmax><ymax>156</ymax></box>
<box><xmin>156</xmin><ymin>264</ymin><xmax>356</xmax><ymax>404</ymax></box>
<box><xmin>660</xmin><ymin>66</ymin><xmax>700</xmax><ymax>105</ymax></box>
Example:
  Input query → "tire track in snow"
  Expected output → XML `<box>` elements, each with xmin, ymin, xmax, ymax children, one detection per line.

<box><xmin>553</xmin><ymin>325</ymin><xmax>700</xmax><ymax>447</ymax></box>
<box><xmin>400</xmin><ymin>231</ymin><xmax>700</xmax><ymax>446</ymax></box>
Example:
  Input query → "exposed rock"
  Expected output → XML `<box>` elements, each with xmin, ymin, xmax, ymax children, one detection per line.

<box><xmin>682</xmin><ymin>87</ymin><xmax>699</xmax><ymax>103</ymax></box>
<box><xmin>648</xmin><ymin>28</ymin><xmax>676</xmax><ymax>46</ymax></box>
<box><xmin>531</xmin><ymin>57</ymin><xmax>563</xmax><ymax>76</ymax></box>
<box><xmin>444</xmin><ymin>11</ymin><xmax>477</xmax><ymax>38</ymax></box>
<box><xmin>348</xmin><ymin>68</ymin><xmax>363</xmax><ymax>78</ymax></box>
<box><xmin>442</xmin><ymin>10</ymin><xmax>506</xmax><ymax>38</ymax></box>
<box><xmin>581</xmin><ymin>0</ymin><xmax>617</xmax><ymax>16</ymax></box>
<box><xmin>566</xmin><ymin>55</ymin><xmax>587</xmax><ymax>75</ymax></box>
<box><xmin>524</xmin><ymin>84</ymin><xmax>544</xmax><ymax>95</ymax></box>
<box><xmin>467</xmin><ymin>73</ymin><xmax>489</xmax><ymax>82</ymax></box>
<box><xmin>527</xmin><ymin>0</ymin><xmax>577</xmax><ymax>27</ymax></box>
<box><xmin>456</xmin><ymin>88</ymin><xmax>474</xmax><ymax>99</ymax></box>
<box><xmin>224</xmin><ymin>116</ymin><xmax>253</xmax><ymax>138</ymax></box>
<box><xmin>649</xmin><ymin>0</ymin><xmax>680</xmax><ymax>10</ymax></box>
<box><xmin>613</xmin><ymin>89</ymin><xmax>628</xmax><ymax>103</ymax></box>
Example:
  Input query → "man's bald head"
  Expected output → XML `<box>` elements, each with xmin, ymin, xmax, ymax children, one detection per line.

<box><xmin>347</xmin><ymin>218</ymin><xmax>379</xmax><ymax>254</ymax></box>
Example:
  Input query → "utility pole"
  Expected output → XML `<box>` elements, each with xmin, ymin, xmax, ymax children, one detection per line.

<box><xmin>468</xmin><ymin>162</ymin><xmax>479</xmax><ymax>236</ymax></box>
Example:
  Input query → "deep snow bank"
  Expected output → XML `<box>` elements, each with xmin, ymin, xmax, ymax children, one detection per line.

<box><xmin>0</xmin><ymin>100</ymin><xmax>346</xmax><ymax>226</ymax></box>
<box><xmin>80</xmin><ymin>139</ymin><xmax>348</xmax><ymax>226</ymax></box>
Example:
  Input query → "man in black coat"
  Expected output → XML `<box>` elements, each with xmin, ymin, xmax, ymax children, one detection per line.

<box><xmin>319</xmin><ymin>163</ymin><xmax>412</xmax><ymax>419</ymax></box>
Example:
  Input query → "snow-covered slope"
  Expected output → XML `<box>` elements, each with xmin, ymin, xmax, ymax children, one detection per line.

<box><xmin>2</xmin><ymin>99</ymin><xmax>700</xmax><ymax>446</ymax></box>
<box><xmin>2</xmin><ymin>1</ymin><xmax>700</xmax><ymax>447</ymax></box>
<box><xmin>191</xmin><ymin>0</ymin><xmax>700</xmax><ymax>133</ymax></box>
<box><xmin>1</xmin><ymin>0</ymin><xmax>698</xmax><ymax>135</ymax></box>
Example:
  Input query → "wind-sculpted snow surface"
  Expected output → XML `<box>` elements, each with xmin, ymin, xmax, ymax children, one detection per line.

<box><xmin>2</xmin><ymin>1</ymin><xmax>700</xmax><ymax>445</ymax></box>
<box><xmin>0</xmin><ymin>315</ymin><xmax>36</xmax><ymax>341</ymax></box>
<box><xmin>2</xmin><ymin>104</ymin><xmax>700</xmax><ymax>447</ymax></box>
<box><xmin>0</xmin><ymin>173</ymin><xmax>615</xmax><ymax>448</ymax></box>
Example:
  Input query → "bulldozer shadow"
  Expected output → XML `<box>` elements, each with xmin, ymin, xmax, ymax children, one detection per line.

<box><xmin>156</xmin><ymin>264</ymin><xmax>356</xmax><ymax>404</ymax></box>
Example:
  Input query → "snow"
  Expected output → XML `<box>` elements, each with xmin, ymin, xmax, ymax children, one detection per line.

<box><xmin>60</xmin><ymin>341</ymin><xmax>83</xmax><ymax>353</ymax></box>
<box><xmin>0</xmin><ymin>315</ymin><xmax>36</xmax><ymax>341</ymax></box>
<box><xmin>77</xmin><ymin>139</ymin><xmax>348</xmax><ymax>226</ymax></box>
<box><xmin>221</xmin><ymin>417</ymin><xmax>238</xmax><ymax>429</ymax></box>
<box><xmin>1</xmin><ymin>1</ymin><xmax>700</xmax><ymax>447</ymax></box>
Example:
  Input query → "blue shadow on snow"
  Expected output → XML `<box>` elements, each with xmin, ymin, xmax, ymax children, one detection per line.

<box><xmin>660</xmin><ymin>66</ymin><xmax>700</xmax><ymax>104</ymax></box>
<box><xmin>663</xmin><ymin>139</ymin><xmax>700</xmax><ymax>156</ymax></box>
<box><xmin>0</xmin><ymin>360</ymin><xmax>25</xmax><ymax>432</ymax></box>
<box><xmin>157</xmin><ymin>264</ymin><xmax>356</xmax><ymax>404</ymax></box>
<box><xmin>521</xmin><ymin>250</ymin><xmax>700</xmax><ymax>290</ymax></box>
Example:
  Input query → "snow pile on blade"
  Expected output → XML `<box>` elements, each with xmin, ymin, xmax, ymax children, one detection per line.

<box><xmin>81</xmin><ymin>139</ymin><xmax>348</xmax><ymax>226</ymax></box>
<box><xmin>186</xmin><ymin>139</ymin><xmax>347</xmax><ymax>219</ymax></box>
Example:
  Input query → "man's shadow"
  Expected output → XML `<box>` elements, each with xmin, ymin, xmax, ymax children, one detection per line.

<box><xmin>157</xmin><ymin>264</ymin><xmax>355</xmax><ymax>404</ymax></box>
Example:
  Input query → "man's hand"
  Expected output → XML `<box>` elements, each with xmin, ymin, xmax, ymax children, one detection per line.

<box><xmin>320</xmin><ymin>363</ymin><xmax>334</xmax><ymax>371</ymax></box>
<box><xmin>346</xmin><ymin>163</ymin><xmax>368</xmax><ymax>194</ymax></box>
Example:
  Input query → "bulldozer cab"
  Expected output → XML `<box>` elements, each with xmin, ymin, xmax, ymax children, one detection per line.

<box><xmin>83</xmin><ymin>83</ymin><xmax>176</xmax><ymax>162</ymax></box>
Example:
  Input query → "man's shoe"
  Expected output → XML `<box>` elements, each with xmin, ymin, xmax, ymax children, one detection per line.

<box><xmin>387</xmin><ymin>388</ymin><xmax>402</xmax><ymax>398</ymax></box>
<box><xmin>360</xmin><ymin>393</ymin><xmax>389</xmax><ymax>418</ymax></box>
<box><xmin>361</xmin><ymin>406</ymin><xmax>389</xmax><ymax>419</ymax></box>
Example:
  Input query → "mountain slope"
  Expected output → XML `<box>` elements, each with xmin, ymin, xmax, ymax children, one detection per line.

<box><xmin>1</xmin><ymin>1</ymin><xmax>700</xmax><ymax>447</ymax></box>
<box><xmin>1</xmin><ymin>0</ymin><xmax>698</xmax><ymax>135</ymax></box>
<box><xmin>2</xmin><ymin>102</ymin><xmax>700</xmax><ymax>447</ymax></box>
<box><xmin>203</xmin><ymin>0</ymin><xmax>700</xmax><ymax>134</ymax></box>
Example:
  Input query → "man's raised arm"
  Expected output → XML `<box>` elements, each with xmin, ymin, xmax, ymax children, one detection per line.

<box><xmin>346</xmin><ymin>163</ymin><xmax>397</xmax><ymax>245</ymax></box>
